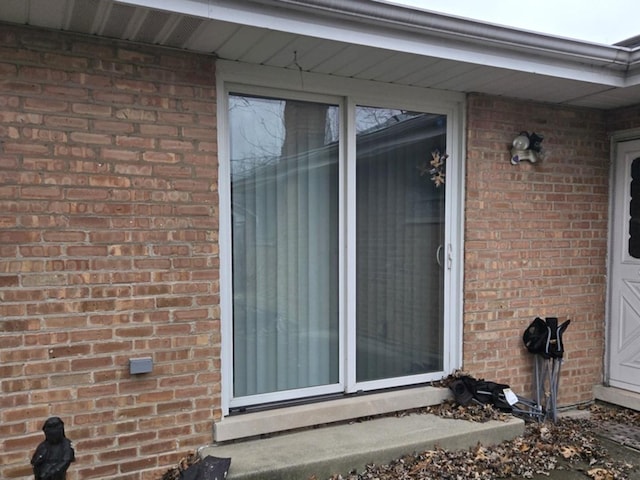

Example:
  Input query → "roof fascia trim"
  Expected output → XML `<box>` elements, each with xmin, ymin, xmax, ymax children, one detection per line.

<box><xmin>266</xmin><ymin>0</ymin><xmax>628</xmax><ymax>63</ymax></box>
<box><xmin>114</xmin><ymin>0</ymin><xmax>638</xmax><ymax>86</ymax></box>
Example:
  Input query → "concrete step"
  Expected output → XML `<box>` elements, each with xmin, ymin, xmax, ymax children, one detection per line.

<box><xmin>200</xmin><ymin>413</ymin><xmax>524</xmax><ymax>480</ymax></box>
<box><xmin>593</xmin><ymin>385</ymin><xmax>640</xmax><ymax>412</ymax></box>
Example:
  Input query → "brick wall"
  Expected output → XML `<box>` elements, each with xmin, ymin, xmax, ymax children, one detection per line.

<box><xmin>605</xmin><ymin>104</ymin><xmax>640</xmax><ymax>132</ymax></box>
<box><xmin>464</xmin><ymin>94</ymin><xmax>610</xmax><ymax>406</ymax></box>
<box><xmin>0</xmin><ymin>24</ymin><xmax>219</xmax><ymax>480</ymax></box>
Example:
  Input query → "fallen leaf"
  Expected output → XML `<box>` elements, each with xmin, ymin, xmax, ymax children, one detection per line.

<box><xmin>560</xmin><ymin>446</ymin><xmax>578</xmax><ymax>459</ymax></box>
<box><xmin>587</xmin><ymin>467</ymin><xmax>615</xmax><ymax>480</ymax></box>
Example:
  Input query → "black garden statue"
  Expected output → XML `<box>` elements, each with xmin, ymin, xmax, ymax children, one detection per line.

<box><xmin>31</xmin><ymin>417</ymin><xmax>75</xmax><ymax>480</ymax></box>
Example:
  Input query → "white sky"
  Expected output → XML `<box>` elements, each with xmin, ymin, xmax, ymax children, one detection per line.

<box><xmin>388</xmin><ymin>0</ymin><xmax>639</xmax><ymax>45</ymax></box>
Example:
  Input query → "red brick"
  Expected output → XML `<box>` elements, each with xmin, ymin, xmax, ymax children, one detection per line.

<box><xmin>3</xmin><ymin>464</ymin><xmax>34</xmax><ymax>479</ymax></box>
<box><xmin>24</xmin><ymin>97</ymin><xmax>68</xmax><ymax>112</ymax></box>
<box><xmin>119</xmin><ymin>457</ymin><xmax>158</xmax><ymax>474</ymax></box>
<box><xmin>71</xmin><ymin>355</ymin><xmax>114</xmax><ymax>370</ymax></box>
<box><xmin>44</xmin><ymin>84</ymin><xmax>88</xmax><ymax>98</ymax></box>
<box><xmin>115</xmin><ymin>135</ymin><xmax>155</xmax><ymax>148</ymax></box>
<box><xmin>104</xmin><ymin>125</ymin><xmax>144</xmax><ymax>142</ymax></box>
<box><xmin>72</xmin><ymin>102</ymin><xmax>113</xmax><ymax>116</ymax></box>
<box><xmin>140</xmin><ymin>440</ymin><xmax>177</xmax><ymax>455</ymax></box>
<box><xmin>3</xmin><ymin>142</ymin><xmax>50</xmax><ymax>155</ymax></box>
<box><xmin>0</xmin><ymin>317</ymin><xmax>36</xmax><ymax>332</ymax></box>
<box><xmin>48</xmin><ymin>344</ymin><xmax>92</xmax><ymax>358</ymax></box>
<box><xmin>0</xmin><ymin>275</ymin><xmax>19</xmax><ymax>287</ymax></box>
<box><xmin>43</xmin><ymin>52</ymin><xmax>89</xmax><ymax>69</ymax></box>
<box><xmin>75</xmin><ymin>435</ymin><xmax>117</xmax><ymax>451</ymax></box>
<box><xmin>44</xmin><ymin>115</ymin><xmax>89</xmax><ymax>129</ymax></box>
<box><xmin>0</xmin><ymin>61</ymin><xmax>18</xmax><ymax>75</ymax></box>
<box><xmin>74</xmin><ymin>409</ymin><xmax>115</xmax><ymax>426</ymax></box>
<box><xmin>114</xmin><ymin>107</ymin><xmax>156</xmax><ymax>120</ymax></box>
<box><xmin>115</xmin><ymin>325</ymin><xmax>154</xmax><ymax>337</ymax></box>
<box><xmin>66</xmin><ymin>245</ymin><xmax>108</xmax><ymax>256</ymax></box>
<box><xmin>77</xmin><ymin>383</ymin><xmax>117</xmax><ymax>398</ymax></box>
<box><xmin>3</xmin><ymin>80</ymin><xmax>42</xmax><ymax>94</ymax></box>
<box><xmin>2</xmin><ymin>405</ymin><xmax>50</xmax><ymax>423</ymax></box>
<box><xmin>142</xmin><ymin>151</ymin><xmax>178</xmax><ymax>163</ymax></box>
<box><xmin>70</xmin><ymin>132</ymin><xmax>112</xmax><ymax>144</ymax></box>
<box><xmin>140</xmin><ymin>124</ymin><xmax>178</xmax><ymax>136</ymax></box>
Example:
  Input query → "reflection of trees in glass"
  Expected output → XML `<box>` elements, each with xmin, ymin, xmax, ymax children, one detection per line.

<box><xmin>229</xmin><ymin>99</ymin><xmax>426</xmax><ymax>173</ymax></box>
<box><xmin>355</xmin><ymin>107</ymin><xmax>426</xmax><ymax>134</ymax></box>
<box><xmin>282</xmin><ymin>100</ymin><xmax>329</xmax><ymax>157</ymax></box>
<box><xmin>229</xmin><ymin>96</ymin><xmax>285</xmax><ymax>176</ymax></box>
<box><xmin>230</xmin><ymin>94</ymin><xmax>341</xmax><ymax>397</ymax></box>
<box><xmin>354</xmin><ymin>106</ymin><xmax>447</xmax><ymax>381</ymax></box>
<box><xmin>229</xmin><ymin>95</ymin><xmax>339</xmax><ymax>178</ymax></box>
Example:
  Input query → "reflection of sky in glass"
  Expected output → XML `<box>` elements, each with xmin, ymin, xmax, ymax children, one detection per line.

<box><xmin>229</xmin><ymin>95</ymin><xmax>341</xmax><ymax>177</ymax></box>
<box><xmin>228</xmin><ymin>96</ymin><xmax>427</xmax><ymax>177</ymax></box>
<box><xmin>229</xmin><ymin>96</ymin><xmax>285</xmax><ymax>164</ymax></box>
<box><xmin>355</xmin><ymin>107</ymin><xmax>426</xmax><ymax>135</ymax></box>
<box><xmin>356</xmin><ymin>107</ymin><xmax>401</xmax><ymax>133</ymax></box>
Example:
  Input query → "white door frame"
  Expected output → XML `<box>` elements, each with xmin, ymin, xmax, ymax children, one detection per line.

<box><xmin>216</xmin><ymin>60</ymin><xmax>466</xmax><ymax>415</ymax></box>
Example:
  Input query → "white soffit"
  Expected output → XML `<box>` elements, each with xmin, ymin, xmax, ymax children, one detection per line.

<box><xmin>2</xmin><ymin>0</ymin><xmax>640</xmax><ymax>108</ymax></box>
<box><xmin>112</xmin><ymin>0</ymin><xmax>631</xmax><ymax>84</ymax></box>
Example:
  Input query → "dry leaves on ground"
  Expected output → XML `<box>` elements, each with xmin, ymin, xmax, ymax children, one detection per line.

<box><xmin>160</xmin><ymin>401</ymin><xmax>637</xmax><ymax>480</ymax></box>
<box><xmin>590</xmin><ymin>403</ymin><xmax>640</xmax><ymax>427</ymax></box>
<box><xmin>161</xmin><ymin>452</ymin><xmax>199</xmax><ymax>480</ymax></box>
<box><xmin>320</xmin><ymin>402</ymin><xmax>635</xmax><ymax>480</ymax></box>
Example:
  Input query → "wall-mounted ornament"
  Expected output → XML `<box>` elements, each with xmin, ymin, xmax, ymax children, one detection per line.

<box><xmin>418</xmin><ymin>149</ymin><xmax>448</xmax><ymax>187</ymax></box>
<box><xmin>510</xmin><ymin>131</ymin><xmax>544</xmax><ymax>165</ymax></box>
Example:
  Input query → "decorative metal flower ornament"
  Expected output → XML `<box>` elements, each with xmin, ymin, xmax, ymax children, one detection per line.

<box><xmin>418</xmin><ymin>149</ymin><xmax>448</xmax><ymax>187</ymax></box>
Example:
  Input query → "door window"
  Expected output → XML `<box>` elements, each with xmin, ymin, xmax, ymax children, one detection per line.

<box><xmin>629</xmin><ymin>157</ymin><xmax>640</xmax><ymax>258</ymax></box>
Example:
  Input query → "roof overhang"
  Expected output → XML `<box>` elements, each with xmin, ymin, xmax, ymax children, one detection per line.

<box><xmin>3</xmin><ymin>0</ymin><xmax>640</xmax><ymax>109</ymax></box>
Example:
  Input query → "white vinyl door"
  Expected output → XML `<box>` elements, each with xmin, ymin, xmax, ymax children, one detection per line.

<box><xmin>608</xmin><ymin>138</ymin><xmax>640</xmax><ymax>393</ymax></box>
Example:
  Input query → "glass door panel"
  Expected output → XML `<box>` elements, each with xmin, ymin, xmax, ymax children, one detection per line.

<box><xmin>355</xmin><ymin>107</ymin><xmax>446</xmax><ymax>382</ymax></box>
<box><xmin>229</xmin><ymin>94</ymin><xmax>340</xmax><ymax>399</ymax></box>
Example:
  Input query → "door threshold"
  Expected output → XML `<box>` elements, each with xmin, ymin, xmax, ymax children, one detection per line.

<box><xmin>593</xmin><ymin>384</ymin><xmax>640</xmax><ymax>412</ymax></box>
<box><xmin>214</xmin><ymin>386</ymin><xmax>451</xmax><ymax>442</ymax></box>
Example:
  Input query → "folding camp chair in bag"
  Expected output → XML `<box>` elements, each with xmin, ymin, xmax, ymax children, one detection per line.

<box><xmin>523</xmin><ymin>316</ymin><xmax>570</xmax><ymax>422</ymax></box>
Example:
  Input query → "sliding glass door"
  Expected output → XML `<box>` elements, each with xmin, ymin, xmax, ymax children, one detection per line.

<box><xmin>226</xmin><ymin>90</ymin><xmax>450</xmax><ymax>408</ymax></box>
<box><xmin>355</xmin><ymin>107</ymin><xmax>445</xmax><ymax>384</ymax></box>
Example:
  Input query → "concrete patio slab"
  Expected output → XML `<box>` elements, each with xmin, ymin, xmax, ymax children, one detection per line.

<box><xmin>200</xmin><ymin>413</ymin><xmax>524</xmax><ymax>480</ymax></box>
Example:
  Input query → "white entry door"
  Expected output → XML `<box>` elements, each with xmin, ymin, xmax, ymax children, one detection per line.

<box><xmin>609</xmin><ymin>138</ymin><xmax>640</xmax><ymax>393</ymax></box>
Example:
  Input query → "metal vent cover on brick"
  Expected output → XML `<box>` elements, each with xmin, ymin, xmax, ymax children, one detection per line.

<box><xmin>163</xmin><ymin>15</ymin><xmax>205</xmax><ymax>49</ymax></box>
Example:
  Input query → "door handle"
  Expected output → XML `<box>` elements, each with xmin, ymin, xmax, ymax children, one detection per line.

<box><xmin>437</xmin><ymin>244</ymin><xmax>452</xmax><ymax>269</ymax></box>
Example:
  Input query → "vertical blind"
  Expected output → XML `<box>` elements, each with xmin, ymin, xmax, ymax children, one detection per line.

<box><xmin>229</xmin><ymin>94</ymin><xmax>447</xmax><ymax>401</ymax></box>
<box><xmin>230</xmin><ymin>95</ymin><xmax>339</xmax><ymax>397</ymax></box>
<box><xmin>355</xmin><ymin>108</ymin><xmax>446</xmax><ymax>382</ymax></box>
